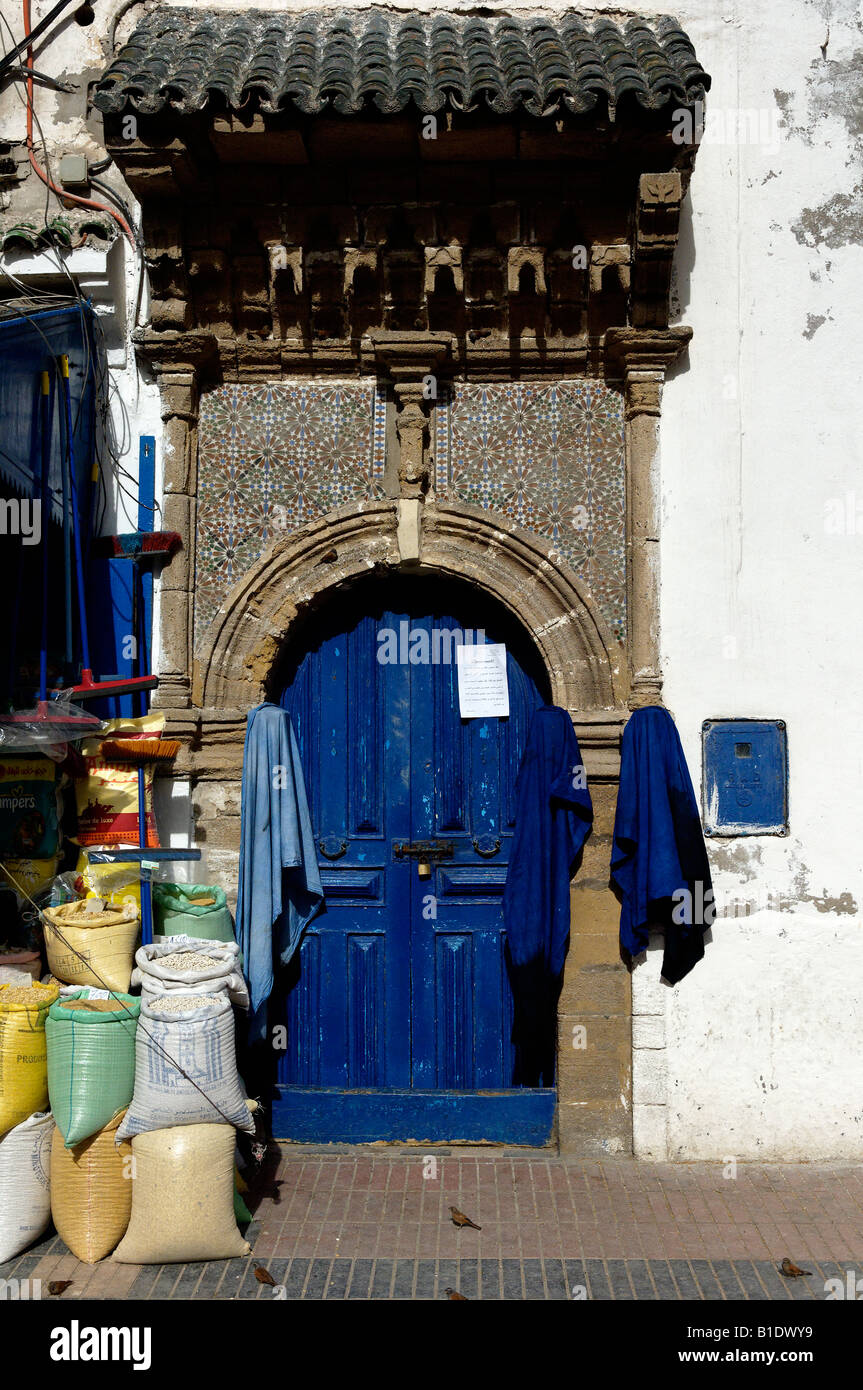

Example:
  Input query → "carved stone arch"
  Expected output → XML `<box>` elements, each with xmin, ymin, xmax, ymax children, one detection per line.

<box><xmin>194</xmin><ymin>497</ymin><xmax>627</xmax><ymax>715</ymax></box>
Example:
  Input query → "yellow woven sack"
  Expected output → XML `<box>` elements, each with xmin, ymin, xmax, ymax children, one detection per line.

<box><xmin>112</xmin><ymin>1121</ymin><xmax>251</xmax><ymax>1264</ymax></box>
<box><xmin>50</xmin><ymin>1109</ymin><xmax>133</xmax><ymax>1263</ymax></box>
<box><xmin>0</xmin><ymin>981</ymin><xmax>59</xmax><ymax>1138</ymax></box>
<box><xmin>42</xmin><ymin>901</ymin><xmax>140</xmax><ymax>993</ymax></box>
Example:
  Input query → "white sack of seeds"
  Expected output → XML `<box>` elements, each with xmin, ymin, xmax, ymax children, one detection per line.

<box><xmin>130</xmin><ymin>938</ymin><xmax>248</xmax><ymax>1009</ymax></box>
<box><xmin>116</xmin><ymin>993</ymin><xmax>254</xmax><ymax>1141</ymax></box>
<box><xmin>0</xmin><ymin>1110</ymin><xmax>53</xmax><ymax>1263</ymax></box>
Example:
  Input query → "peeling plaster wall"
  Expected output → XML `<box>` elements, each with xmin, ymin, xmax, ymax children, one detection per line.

<box><xmin>2</xmin><ymin>0</ymin><xmax>861</xmax><ymax>1158</ymax></box>
<box><xmin>644</xmin><ymin>0</ymin><xmax>863</xmax><ymax>1161</ymax></box>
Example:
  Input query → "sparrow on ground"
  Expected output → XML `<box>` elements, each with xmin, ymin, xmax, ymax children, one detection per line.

<box><xmin>449</xmin><ymin>1205</ymin><xmax>481</xmax><ymax>1231</ymax></box>
<box><xmin>48</xmin><ymin>1280</ymin><xmax>73</xmax><ymax>1295</ymax></box>
<box><xmin>779</xmin><ymin>1258</ymin><xmax>812</xmax><ymax>1277</ymax></box>
<box><xmin>254</xmin><ymin>1265</ymin><xmax>277</xmax><ymax>1286</ymax></box>
<box><xmin>445</xmin><ymin>1287</ymin><xmax>468</xmax><ymax>1299</ymax></box>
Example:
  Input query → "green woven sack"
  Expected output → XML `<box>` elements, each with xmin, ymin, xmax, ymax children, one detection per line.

<box><xmin>46</xmin><ymin>991</ymin><xmax>140</xmax><ymax>1148</ymax></box>
<box><xmin>152</xmin><ymin>883</ymin><xmax>235</xmax><ymax>944</ymax></box>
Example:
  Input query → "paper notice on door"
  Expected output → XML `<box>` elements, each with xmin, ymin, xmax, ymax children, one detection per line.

<box><xmin>456</xmin><ymin>643</ymin><xmax>510</xmax><ymax>718</ymax></box>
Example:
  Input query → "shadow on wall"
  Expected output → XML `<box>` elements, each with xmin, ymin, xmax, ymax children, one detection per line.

<box><xmin>670</xmin><ymin>189</ymin><xmax>696</xmax><ymax>333</ymax></box>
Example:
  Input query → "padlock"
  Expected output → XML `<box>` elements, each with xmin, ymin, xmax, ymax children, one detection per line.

<box><xmin>417</xmin><ymin>860</ymin><xmax>432</xmax><ymax>879</ymax></box>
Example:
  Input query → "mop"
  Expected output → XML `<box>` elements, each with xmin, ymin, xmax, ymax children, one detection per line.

<box><xmin>52</xmin><ymin>354</ymin><xmax>160</xmax><ymax>703</ymax></box>
<box><xmin>0</xmin><ymin>370</ymin><xmax>102</xmax><ymax>747</ymax></box>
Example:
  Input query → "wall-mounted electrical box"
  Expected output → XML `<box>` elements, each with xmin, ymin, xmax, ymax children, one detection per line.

<box><xmin>702</xmin><ymin>718</ymin><xmax>788</xmax><ymax>836</ymax></box>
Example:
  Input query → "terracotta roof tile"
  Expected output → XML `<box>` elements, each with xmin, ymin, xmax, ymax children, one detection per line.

<box><xmin>93</xmin><ymin>7</ymin><xmax>710</xmax><ymax>120</ymax></box>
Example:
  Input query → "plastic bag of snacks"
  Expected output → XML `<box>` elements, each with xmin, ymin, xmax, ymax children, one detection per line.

<box><xmin>112</xmin><ymin>1117</ymin><xmax>251</xmax><ymax>1263</ymax></box>
<box><xmin>0</xmin><ymin>1109</ymin><xmax>53</xmax><ymax>1262</ymax></box>
<box><xmin>74</xmin><ymin>715</ymin><xmax>163</xmax><ymax>848</ymax></box>
<box><xmin>0</xmin><ymin>980</ymin><xmax>59</xmax><ymax>1138</ymax></box>
<box><xmin>117</xmin><ymin>993</ymin><xmax>254</xmax><ymax>1141</ymax></box>
<box><xmin>1</xmin><ymin>856</ymin><xmax>59</xmax><ymax>903</ymax></box>
<box><xmin>0</xmin><ymin>947</ymin><xmax>41</xmax><ymax>987</ymax></box>
<box><xmin>131</xmin><ymin>938</ymin><xmax>248</xmax><ymax>1008</ymax></box>
<box><xmin>47</xmin><ymin>991</ymin><xmax>140</xmax><ymax>1148</ymax></box>
<box><xmin>152</xmin><ymin>882</ymin><xmax>235</xmax><ymax>944</ymax></box>
<box><xmin>77</xmin><ymin>852</ymin><xmax>141</xmax><ymax>916</ymax></box>
<box><xmin>42</xmin><ymin>898</ymin><xmax>139</xmax><ymax>993</ymax></box>
<box><xmin>51</xmin><ymin>1109</ymin><xmax>133</xmax><ymax>1263</ymax></box>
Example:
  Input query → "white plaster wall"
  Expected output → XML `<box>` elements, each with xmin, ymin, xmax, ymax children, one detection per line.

<box><xmin>640</xmin><ymin>0</ymin><xmax>863</xmax><ymax>1160</ymax></box>
<box><xmin>2</xmin><ymin>1</ymin><xmax>861</xmax><ymax>1155</ymax></box>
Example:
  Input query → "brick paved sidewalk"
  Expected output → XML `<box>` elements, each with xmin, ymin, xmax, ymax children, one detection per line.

<box><xmin>5</xmin><ymin>1151</ymin><xmax>863</xmax><ymax>1300</ymax></box>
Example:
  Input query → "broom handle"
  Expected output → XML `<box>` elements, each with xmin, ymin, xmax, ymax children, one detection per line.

<box><xmin>39</xmin><ymin>371</ymin><xmax>52</xmax><ymax>701</ymax></box>
<box><xmin>59</xmin><ymin>367</ymin><xmax>73</xmax><ymax>672</ymax></box>
<box><xmin>138</xmin><ymin>764</ymin><xmax>153</xmax><ymax>946</ymax></box>
<box><xmin>59</xmin><ymin>355</ymin><xmax>90</xmax><ymax>673</ymax></box>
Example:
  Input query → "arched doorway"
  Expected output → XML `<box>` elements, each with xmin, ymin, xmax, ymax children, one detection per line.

<box><xmin>269</xmin><ymin>571</ymin><xmax>557</xmax><ymax>1143</ymax></box>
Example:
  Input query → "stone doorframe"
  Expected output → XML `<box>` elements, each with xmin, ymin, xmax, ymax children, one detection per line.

<box><xmin>141</xmin><ymin>323</ymin><xmax>692</xmax><ymax>1155</ymax></box>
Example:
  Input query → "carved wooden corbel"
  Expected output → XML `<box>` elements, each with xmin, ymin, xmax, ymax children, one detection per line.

<box><xmin>344</xmin><ymin>245</ymin><xmax>379</xmax><ymax>293</ymax></box>
<box><xmin>589</xmin><ymin>243</ymin><xmax>631</xmax><ymax>293</ymax></box>
<box><xmin>507</xmin><ymin>246</ymin><xmax>547</xmax><ymax>294</ymax></box>
<box><xmin>424</xmin><ymin>244</ymin><xmax>464</xmax><ymax>294</ymax></box>
<box><xmin>632</xmin><ymin>172</ymin><xmax>683</xmax><ymax>328</ymax></box>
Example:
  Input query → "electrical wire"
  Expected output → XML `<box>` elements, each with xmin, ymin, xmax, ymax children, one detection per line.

<box><xmin>0</xmin><ymin>10</ymin><xmax>150</xmax><ymax>537</ymax></box>
<box><xmin>22</xmin><ymin>0</ymin><xmax>135</xmax><ymax>246</ymax></box>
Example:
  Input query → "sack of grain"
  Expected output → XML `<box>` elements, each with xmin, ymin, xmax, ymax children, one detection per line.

<box><xmin>112</xmin><ymin>1119</ymin><xmax>250</xmax><ymax>1264</ymax></box>
<box><xmin>42</xmin><ymin>899</ymin><xmax>139</xmax><ymax>993</ymax></box>
<box><xmin>0</xmin><ymin>1110</ymin><xmax>53</xmax><ymax>1262</ymax></box>
<box><xmin>47</xmin><ymin>991</ymin><xmax>139</xmax><ymax>1148</ymax></box>
<box><xmin>0</xmin><ymin>980</ymin><xmax>58</xmax><ymax>1138</ymax></box>
<box><xmin>152</xmin><ymin>882</ymin><xmax>235</xmax><ymax>944</ymax></box>
<box><xmin>51</xmin><ymin>1109</ymin><xmax>133</xmax><ymax>1263</ymax></box>
<box><xmin>131</xmin><ymin>938</ymin><xmax>248</xmax><ymax>1009</ymax></box>
<box><xmin>116</xmin><ymin>993</ymin><xmax>254</xmax><ymax>1141</ymax></box>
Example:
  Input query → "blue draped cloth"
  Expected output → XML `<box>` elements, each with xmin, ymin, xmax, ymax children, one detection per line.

<box><xmin>611</xmin><ymin>705</ymin><xmax>713</xmax><ymax>985</ymax></box>
<box><xmin>236</xmin><ymin>702</ymin><xmax>324</xmax><ymax>1043</ymax></box>
<box><xmin>502</xmin><ymin>706</ymin><xmax>593</xmax><ymax>1085</ymax></box>
<box><xmin>503</xmin><ymin>705</ymin><xmax>594</xmax><ymax>975</ymax></box>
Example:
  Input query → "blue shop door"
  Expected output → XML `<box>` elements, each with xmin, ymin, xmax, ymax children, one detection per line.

<box><xmin>273</xmin><ymin>575</ymin><xmax>556</xmax><ymax>1143</ymax></box>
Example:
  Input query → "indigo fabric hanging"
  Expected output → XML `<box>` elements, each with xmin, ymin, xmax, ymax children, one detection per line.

<box><xmin>236</xmin><ymin>702</ymin><xmax>323</xmax><ymax>1043</ymax></box>
<box><xmin>611</xmin><ymin>705</ymin><xmax>713</xmax><ymax>985</ymax></box>
<box><xmin>502</xmin><ymin>706</ymin><xmax>593</xmax><ymax>1086</ymax></box>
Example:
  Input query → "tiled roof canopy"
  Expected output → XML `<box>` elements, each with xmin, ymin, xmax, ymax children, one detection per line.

<box><xmin>93</xmin><ymin>7</ymin><xmax>710</xmax><ymax>120</ymax></box>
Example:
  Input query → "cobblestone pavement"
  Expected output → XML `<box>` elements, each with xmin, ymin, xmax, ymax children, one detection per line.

<box><xmin>5</xmin><ymin>1151</ymin><xmax>863</xmax><ymax>1300</ymax></box>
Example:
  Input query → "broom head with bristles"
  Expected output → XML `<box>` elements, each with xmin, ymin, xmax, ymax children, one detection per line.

<box><xmin>99</xmin><ymin>737</ymin><xmax>180</xmax><ymax>762</ymax></box>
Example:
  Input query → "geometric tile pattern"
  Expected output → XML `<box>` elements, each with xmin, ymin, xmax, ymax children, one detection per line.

<box><xmin>195</xmin><ymin>381</ymin><xmax>386</xmax><ymax>649</ymax></box>
<box><xmin>435</xmin><ymin>380</ymin><xmax>626</xmax><ymax>644</ymax></box>
<box><xmin>13</xmin><ymin>1154</ymin><xmax>863</xmax><ymax>1299</ymax></box>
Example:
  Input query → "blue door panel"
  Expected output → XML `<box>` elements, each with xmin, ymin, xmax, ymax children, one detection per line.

<box><xmin>275</xmin><ymin>576</ymin><xmax>552</xmax><ymax>1142</ymax></box>
<box><xmin>276</xmin><ymin>1089</ymin><xmax>557</xmax><ymax>1145</ymax></box>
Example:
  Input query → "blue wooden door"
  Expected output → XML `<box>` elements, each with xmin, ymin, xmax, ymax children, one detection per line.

<box><xmin>273</xmin><ymin>575</ymin><xmax>555</xmax><ymax>1143</ymax></box>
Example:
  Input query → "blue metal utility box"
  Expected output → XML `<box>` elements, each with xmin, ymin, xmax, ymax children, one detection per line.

<box><xmin>701</xmin><ymin>719</ymin><xmax>788</xmax><ymax>836</ymax></box>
